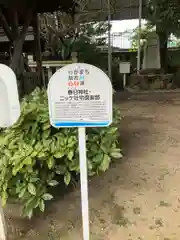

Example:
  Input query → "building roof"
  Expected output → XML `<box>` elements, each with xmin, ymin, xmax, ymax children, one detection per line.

<box><xmin>76</xmin><ymin>0</ymin><xmax>146</xmax><ymax>21</ymax></box>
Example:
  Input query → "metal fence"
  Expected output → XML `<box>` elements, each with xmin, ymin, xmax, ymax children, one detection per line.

<box><xmin>109</xmin><ymin>31</ymin><xmax>179</xmax><ymax>49</ymax></box>
<box><xmin>110</xmin><ymin>31</ymin><xmax>133</xmax><ymax>49</ymax></box>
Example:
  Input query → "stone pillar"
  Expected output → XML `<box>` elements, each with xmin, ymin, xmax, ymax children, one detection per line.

<box><xmin>142</xmin><ymin>32</ymin><xmax>161</xmax><ymax>69</ymax></box>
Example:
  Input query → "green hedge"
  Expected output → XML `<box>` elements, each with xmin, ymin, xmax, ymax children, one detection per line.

<box><xmin>0</xmin><ymin>88</ymin><xmax>121</xmax><ymax>218</ymax></box>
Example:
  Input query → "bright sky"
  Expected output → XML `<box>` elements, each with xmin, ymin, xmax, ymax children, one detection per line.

<box><xmin>111</xmin><ymin>19</ymin><xmax>146</xmax><ymax>48</ymax></box>
<box><xmin>111</xmin><ymin>19</ymin><xmax>146</xmax><ymax>33</ymax></box>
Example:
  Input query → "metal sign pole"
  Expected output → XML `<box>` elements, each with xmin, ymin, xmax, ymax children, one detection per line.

<box><xmin>137</xmin><ymin>0</ymin><xmax>142</xmax><ymax>73</ymax></box>
<box><xmin>107</xmin><ymin>0</ymin><xmax>112</xmax><ymax>79</ymax></box>
<box><xmin>123</xmin><ymin>73</ymin><xmax>126</xmax><ymax>88</ymax></box>
<box><xmin>78</xmin><ymin>127</ymin><xmax>90</xmax><ymax>240</ymax></box>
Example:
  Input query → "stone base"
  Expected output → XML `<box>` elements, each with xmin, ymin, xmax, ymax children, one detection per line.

<box><xmin>129</xmin><ymin>73</ymin><xmax>173</xmax><ymax>91</ymax></box>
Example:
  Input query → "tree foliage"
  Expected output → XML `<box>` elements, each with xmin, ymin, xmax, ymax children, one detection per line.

<box><xmin>41</xmin><ymin>12</ymin><xmax>109</xmax><ymax>71</ymax></box>
<box><xmin>69</xmin><ymin>21</ymin><xmax>109</xmax><ymax>70</ymax></box>
<box><xmin>131</xmin><ymin>0</ymin><xmax>180</xmax><ymax>50</ymax></box>
<box><xmin>131</xmin><ymin>23</ymin><xmax>154</xmax><ymax>49</ymax></box>
<box><xmin>0</xmin><ymin>0</ymin><xmax>77</xmax><ymax>75</ymax></box>
<box><xmin>146</xmin><ymin>0</ymin><xmax>180</xmax><ymax>36</ymax></box>
<box><xmin>135</xmin><ymin>0</ymin><xmax>180</xmax><ymax>70</ymax></box>
<box><xmin>41</xmin><ymin>12</ymin><xmax>109</xmax><ymax>61</ymax></box>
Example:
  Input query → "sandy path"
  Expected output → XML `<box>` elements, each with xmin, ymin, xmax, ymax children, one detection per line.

<box><xmin>6</xmin><ymin>93</ymin><xmax>180</xmax><ymax>240</ymax></box>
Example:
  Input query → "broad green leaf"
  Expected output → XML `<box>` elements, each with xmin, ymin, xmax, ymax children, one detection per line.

<box><xmin>39</xmin><ymin>199</ymin><xmax>45</xmax><ymax>212</ymax></box>
<box><xmin>48</xmin><ymin>180</ymin><xmax>59</xmax><ymax>187</ymax></box>
<box><xmin>0</xmin><ymin>136</ymin><xmax>5</xmax><ymax>146</ymax></box>
<box><xmin>28</xmin><ymin>183</ymin><xmax>36</xmax><ymax>196</ymax></box>
<box><xmin>42</xmin><ymin>122</ymin><xmax>51</xmax><ymax>131</ymax></box>
<box><xmin>67</xmin><ymin>150</ymin><xmax>74</xmax><ymax>161</ymax></box>
<box><xmin>89</xmin><ymin>143</ymin><xmax>99</xmax><ymax>153</ymax></box>
<box><xmin>24</xmin><ymin>144</ymin><xmax>33</xmax><ymax>156</ymax></box>
<box><xmin>1</xmin><ymin>191</ymin><xmax>7</xmax><ymax>206</ymax></box>
<box><xmin>42</xmin><ymin>129</ymin><xmax>51</xmax><ymax>139</ymax></box>
<box><xmin>2</xmin><ymin>182</ymin><xmax>7</xmax><ymax>192</ymax></box>
<box><xmin>9</xmin><ymin>139</ymin><xmax>17</xmax><ymax>149</ymax></box>
<box><xmin>30</xmin><ymin>177</ymin><xmax>39</xmax><ymax>183</ymax></box>
<box><xmin>87</xmin><ymin>160</ymin><xmax>93</xmax><ymax>170</ymax></box>
<box><xmin>37</xmin><ymin>152</ymin><xmax>46</xmax><ymax>159</ymax></box>
<box><xmin>35</xmin><ymin>142</ymin><xmax>43</xmax><ymax>152</ymax></box>
<box><xmin>31</xmin><ymin>122</ymin><xmax>38</xmax><ymax>135</ymax></box>
<box><xmin>107</xmin><ymin>127</ymin><xmax>118</xmax><ymax>135</ymax></box>
<box><xmin>111</xmin><ymin>150</ymin><xmax>123</xmax><ymax>159</ymax></box>
<box><xmin>30</xmin><ymin>138</ymin><xmax>36</xmax><ymax>146</ymax></box>
<box><xmin>23</xmin><ymin>157</ymin><xmax>32</xmax><ymax>165</ymax></box>
<box><xmin>67</xmin><ymin>136</ymin><xmax>77</xmax><ymax>147</ymax></box>
<box><xmin>18</xmin><ymin>188</ymin><xmax>26</xmax><ymax>198</ymax></box>
<box><xmin>92</xmin><ymin>153</ymin><xmax>103</xmax><ymax>163</ymax></box>
<box><xmin>68</xmin><ymin>161</ymin><xmax>79</xmax><ymax>172</ymax></box>
<box><xmin>54</xmin><ymin>151</ymin><xmax>65</xmax><ymax>158</ymax></box>
<box><xmin>12</xmin><ymin>161</ymin><xmax>25</xmax><ymax>176</ymax></box>
<box><xmin>50</xmin><ymin>141</ymin><xmax>56</xmax><ymax>153</ymax></box>
<box><xmin>4</xmin><ymin>149</ymin><xmax>12</xmax><ymax>158</ymax></box>
<box><xmin>42</xmin><ymin>193</ymin><xmax>53</xmax><ymax>201</ymax></box>
<box><xmin>43</xmin><ymin>139</ymin><xmax>52</xmax><ymax>147</ymax></box>
<box><xmin>31</xmin><ymin>151</ymin><xmax>38</xmax><ymax>157</ymax></box>
<box><xmin>100</xmin><ymin>143</ymin><xmax>108</xmax><ymax>153</ymax></box>
<box><xmin>98</xmin><ymin>154</ymin><xmax>111</xmax><ymax>172</ymax></box>
<box><xmin>27</xmin><ymin>166</ymin><xmax>33</xmax><ymax>173</ymax></box>
<box><xmin>64</xmin><ymin>171</ymin><xmax>71</xmax><ymax>186</ymax></box>
<box><xmin>47</xmin><ymin>156</ymin><xmax>55</xmax><ymax>169</ymax></box>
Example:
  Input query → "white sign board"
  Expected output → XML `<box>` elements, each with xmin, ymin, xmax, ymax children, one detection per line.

<box><xmin>48</xmin><ymin>63</ymin><xmax>112</xmax><ymax>128</ymax></box>
<box><xmin>119</xmin><ymin>61</ymin><xmax>130</xmax><ymax>74</ymax></box>
<box><xmin>0</xmin><ymin>64</ymin><xmax>20</xmax><ymax>240</ymax></box>
<box><xmin>0</xmin><ymin>64</ymin><xmax>20</xmax><ymax>128</ymax></box>
<box><xmin>48</xmin><ymin>63</ymin><xmax>112</xmax><ymax>240</ymax></box>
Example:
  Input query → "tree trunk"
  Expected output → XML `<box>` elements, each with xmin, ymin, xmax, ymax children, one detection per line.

<box><xmin>32</xmin><ymin>13</ymin><xmax>45</xmax><ymax>88</ymax></box>
<box><xmin>10</xmin><ymin>36</ymin><xmax>25</xmax><ymax>73</ymax></box>
<box><xmin>10</xmin><ymin>9</ymin><xmax>32</xmax><ymax>75</ymax></box>
<box><xmin>156</xmin><ymin>29</ymin><xmax>168</xmax><ymax>72</ymax></box>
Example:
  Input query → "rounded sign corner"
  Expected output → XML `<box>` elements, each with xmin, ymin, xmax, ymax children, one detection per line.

<box><xmin>0</xmin><ymin>64</ymin><xmax>20</xmax><ymax>128</ymax></box>
<box><xmin>104</xmin><ymin>121</ymin><xmax>112</xmax><ymax>127</ymax></box>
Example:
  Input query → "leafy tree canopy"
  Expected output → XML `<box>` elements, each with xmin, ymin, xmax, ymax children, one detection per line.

<box><xmin>146</xmin><ymin>0</ymin><xmax>180</xmax><ymax>35</ymax></box>
<box><xmin>131</xmin><ymin>22</ymin><xmax>154</xmax><ymax>49</ymax></box>
<box><xmin>41</xmin><ymin>12</ymin><xmax>109</xmax><ymax>70</ymax></box>
<box><xmin>0</xmin><ymin>0</ymin><xmax>78</xmax><ymax>74</ymax></box>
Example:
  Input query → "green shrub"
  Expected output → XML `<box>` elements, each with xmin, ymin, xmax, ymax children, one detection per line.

<box><xmin>0</xmin><ymin>88</ymin><xmax>121</xmax><ymax>218</ymax></box>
